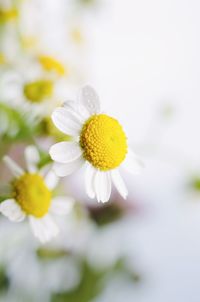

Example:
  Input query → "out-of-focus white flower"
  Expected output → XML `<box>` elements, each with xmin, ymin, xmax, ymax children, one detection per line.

<box><xmin>49</xmin><ymin>85</ymin><xmax>143</xmax><ymax>203</ymax></box>
<box><xmin>0</xmin><ymin>55</ymin><xmax>70</xmax><ymax>121</ymax></box>
<box><xmin>0</xmin><ymin>218</ymin><xmax>81</xmax><ymax>302</ymax></box>
<box><xmin>7</xmin><ymin>244</ymin><xmax>81</xmax><ymax>302</ymax></box>
<box><xmin>0</xmin><ymin>146</ymin><xmax>74</xmax><ymax>243</ymax></box>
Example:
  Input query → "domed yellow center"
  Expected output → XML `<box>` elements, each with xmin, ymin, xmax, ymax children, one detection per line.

<box><xmin>12</xmin><ymin>173</ymin><xmax>52</xmax><ymax>218</ymax></box>
<box><xmin>38</xmin><ymin>56</ymin><xmax>66</xmax><ymax>76</ymax></box>
<box><xmin>80</xmin><ymin>114</ymin><xmax>127</xmax><ymax>171</ymax></box>
<box><xmin>23</xmin><ymin>79</ymin><xmax>53</xmax><ymax>103</ymax></box>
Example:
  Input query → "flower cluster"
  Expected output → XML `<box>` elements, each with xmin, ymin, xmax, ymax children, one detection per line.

<box><xmin>0</xmin><ymin>1</ymin><xmax>145</xmax><ymax>301</ymax></box>
<box><xmin>0</xmin><ymin>1</ymin><xmax>143</xmax><ymax>246</ymax></box>
<box><xmin>0</xmin><ymin>85</ymin><xmax>143</xmax><ymax>242</ymax></box>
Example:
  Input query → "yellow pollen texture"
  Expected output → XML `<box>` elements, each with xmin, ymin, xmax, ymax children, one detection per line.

<box><xmin>12</xmin><ymin>173</ymin><xmax>52</xmax><ymax>218</ymax></box>
<box><xmin>80</xmin><ymin>114</ymin><xmax>127</xmax><ymax>171</ymax></box>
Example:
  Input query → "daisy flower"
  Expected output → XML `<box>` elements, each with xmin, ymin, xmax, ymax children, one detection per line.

<box><xmin>0</xmin><ymin>53</ymin><xmax>70</xmax><ymax>118</ymax></box>
<box><xmin>49</xmin><ymin>85</ymin><xmax>143</xmax><ymax>203</ymax></box>
<box><xmin>0</xmin><ymin>66</ymin><xmax>53</xmax><ymax>114</ymax></box>
<box><xmin>0</xmin><ymin>146</ymin><xmax>74</xmax><ymax>243</ymax></box>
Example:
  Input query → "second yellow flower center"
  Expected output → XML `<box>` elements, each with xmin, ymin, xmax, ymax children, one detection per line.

<box><xmin>23</xmin><ymin>79</ymin><xmax>53</xmax><ymax>103</ymax></box>
<box><xmin>12</xmin><ymin>173</ymin><xmax>52</xmax><ymax>218</ymax></box>
<box><xmin>80</xmin><ymin>114</ymin><xmax>127</xmax><ymax>171</ymax></box>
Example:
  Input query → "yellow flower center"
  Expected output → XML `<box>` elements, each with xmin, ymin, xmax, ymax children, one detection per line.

<box><xmin>0</xmin><ymin>8</ymin><xmax>18</xmax><ymax>23</ymax></box>
<box><xmin>0</xmin><ymin>53</ymin><xmax>5</xmax><ymax>65</ymax></box>
<box><xmin>38</xmin><ymin>56</ymin><xmax>66</xmax><ymax>76</ymax></box>
<box><xmin>80</xmin><ymin>114</ymin><xmax>127</xmax><ymax>171</ymax></box>
<box><xmin>12</xmin><ymin>173</ymin><xmax>52</xmax><ymax>218</ymax></box>
<box><xmin>23</xmin><ymin>80</ymin><xmax>53</xmax><ymax>103</ymax></box>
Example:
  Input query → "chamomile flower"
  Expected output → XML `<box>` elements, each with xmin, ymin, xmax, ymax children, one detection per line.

<box><xmin>49</xmin><ymin>86</ymin><xmax>143</xmax><ymax>203</ymax></box>
<box><xmin>0</xmin><ymin>58</ymin><xmax>67</xmax><ymax>121</ymax></box>
<box><xmin>0</xmin><ymin>146</ymin><xmax>74</xmax><ymax>243</ymax></box>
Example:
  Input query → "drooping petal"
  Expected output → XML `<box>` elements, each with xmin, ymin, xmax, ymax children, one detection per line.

<box><xmin>85</xmin><ymin>163</ymin><xmax>96</xmax><ymax>199</ymax></box>
<box><xmin>49</xmin><ymin>141</ymin><xmax>82</xmax><ymax>163</ymax></box>
<box><xmin>94</xmin><ymin>171</ymin><xmax>111</xmax><ymax>203</ymax></box>
<box><xmin>29</xmin><ymin>214</ymin><xmax>59</xmax><ymax>243</ymax></box>
<box><xmin>25</xmin><ymin>145</ymin><xmax>40</xmax><ymax>173</ymax></box>
<box><xmin>3</xmin><ymin>156</ymin><xmax>24</xmax><ymax>177</ymax></box>
<box><xmin>0</xmin><ymin>199</ymin><xmax>26</xmax><ymax>222</ymax></box>
<box><xmin>53</xmin><ymin>157</ymin><xmax>84</xmax><ymax>177</ymax></box>
<box><xmin>50</xmin><ymin>196</ymin><xmax>74</xmax><ymax>215</ymax></box>
<box><xmin>44</xmin><ymin>170</ymin><xmax>58</xmax><ymax>190</ymax></box>
<box><xmin>122</xmin><ymin>149</ymin><xmax>144</xmax><ymax>175</ymax></box>
<box><xmin>78</xmin><ymin>85</ymin><xmax>100</xmax><ymax>115</ymax></box>
<box><xmin>29</xmin><ymin>216</ymin><xmax>48</xmax><ymax>243</ymax></box>
<box><xmin>111</xmin><ymin>169</ymin><xmax>128</xmax><ymax>199</ymax></box>
<box><xmin>52</xmin><ymin>107</ymin><xmax>82</xmax><ymax>136</ymax></box>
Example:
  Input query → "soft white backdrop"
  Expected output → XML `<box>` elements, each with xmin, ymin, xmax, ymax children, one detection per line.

<box><xmin>89</xmin><ymin>1</ymin><xmax>200</xmax><ymax>301</ymax></box>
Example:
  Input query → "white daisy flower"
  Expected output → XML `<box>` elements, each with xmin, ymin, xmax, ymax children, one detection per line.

<box><xmin>49</xmin><ymin>85</ymin><xmax>143</xmax><ymax>203</ymax></box>
<box><xmin>0</xmin><ymin>54</ymin><xmax>70</xmax><ymax>121</ymax></box>
<box><xmin>0</xmin><ymin>66</ymin><xmax>54</xmax><ymax>115</ymax></box>
<box><xmin>0</xmin><ymin>146</ymin><xmax>74</xmax><ymax>243</ymax></box>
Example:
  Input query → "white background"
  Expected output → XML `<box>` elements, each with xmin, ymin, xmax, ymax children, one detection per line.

<box><xmin>89</xmin><ymin>1</ymin><xmax>200</xmax><ymax>301</ymax></box>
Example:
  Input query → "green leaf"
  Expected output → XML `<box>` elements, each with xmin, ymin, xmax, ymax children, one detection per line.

<box><xmin>0</xmin><ymin>268</ymin><xmax>9</xmax><ymax>293</ymax></box>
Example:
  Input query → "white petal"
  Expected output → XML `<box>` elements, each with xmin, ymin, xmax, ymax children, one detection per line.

<box><xmin>29</xmin><ymin>214</ymin><xmax>59</xmax><ymax>243</ymax></box>
<box><xmin>63</xmin><ymin>100</ymin><xmax>87</xmax><ymax>123</ymax></box>
<box><xmin>49</xmin><ymin>141</ymin><xmax>82</xmax><ymax>163</ymax></box>
<box><xmin>53</xmin><ymin>157</ymin><xmax>84</xmax><ymax>177</ymax></box>
<box><xmin>63</xmin><ymin>100</ymin><xmax>78</xmax><ymax>111</ymax></box>
<box><xmin>25</xmin><ymin>145</ymin><xmax>40</xmax><ymax>173</ymax></box>
<box><xmin>94</xmin><ymin>171</ymin><xmax>111</xmax><ymax>203</ymax></box>
<box><xmin>85</xmin><ymin>163</ymin><xmax>96</xmax><ymax>199</ymax></box>
<box><xmin>3</xmin><ymin>156</ymin><xmax>24</xmax><ymax>177</ymax></box>
<box><xmin>50</xmin><ymin>196</ymin><xmax>74</xmax><ymax>215</ymax></box>
<box><xmin>0</xmin><ymin>199</ymin><xmax>26</xmax><ymax>222</ymax></box>
<box><xmin>111</xmin><ymin>169</ymin><xmax>128</xmax><ymax>199</ymax></box>
<box><xmin>44</xmin><ymin>170</ymin><xmax>58</xmax><ymax>190</ymax></box>
<box><xmin>122</xmin><ymin>149</ymin><xmax>144</xmax><ymax>175</ymax></box>
<box><xmin>79</xmin><ymin>85</ymin><xmax>100</xmax><ymax>115</ymax></box>
<box><xmin>52</xmin><ymin>107</ymin><xmax>82</xmax><ymax>136</ymax></box>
